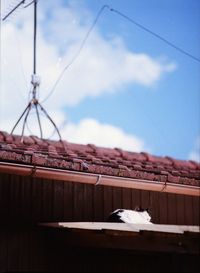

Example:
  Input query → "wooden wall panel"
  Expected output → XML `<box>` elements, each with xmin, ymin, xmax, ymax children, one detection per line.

<box><xmin>158</xmin><ymin>192</ymin><xmax>168</xmax><ymax>224</ymax></box>
<box><xmin>112</xmin><ymin>187</ymin><xmax>122</xmax><ymax>211</ymax></box>
<box><xmin>167</xmin><ymin>193</ymin><xmax>177</xmax><ymax>224</ymax></box>
<box><xmin>193</xmin><ymin>197</ymin><xmax>200</xmax><ymax>225</ymax></box>
<box><xmin>141</xmin><ymin>190</ymin><xmax>150</xmax><ymax>210</ymax></box>
<box><xmin>73</xmin><ymin>182</ymin><xmax>84</xmax><ymax>221</ymax></box>
<box><xmin>0</xmin><ymin>226</ymin><xmax>199</xmax><ymax>273</ymax></box>
<box><xmin>7</xmin><ymin>226</ymin><xmax>20</xmax><ymax>272</ymax></box>
<box><xmin>20</xmin><ymin>176</ymin><xmax>32</xmax><ymax>221</ymax></box>
<box><xmin>176</xmin><ymin>195</ymin><xmax>185</xmax><ymax>225</ymax></box>
<box><xmin>0</xmin><ymin>172</ymin><xmax>200</xmax><ymax>273</ymax></box>
<box><xmin>42</xmin><ymin>179</ymin><xmax>53</xmax><ymax>222</ymax></box>
<box><xmin>31</xmin><ymin>177</ymin><xmax>43</xmax><ymax>222</ymax></box>
<box><xmin>63</xmin><ymin>181</ymin><xmax>73</xmax><ymax>221</ymax></box>
<box><xmin>0</xmin><ymin>173</ymin><xmax>199</xmax><ymax>225</ymax></box>
<box><xmin>83</xmin><ymin>183</ymin><xmax>94</xmax><ymax>221</ymax></box>
<box><xmin>131</xmin><ymin>189</ymin><xmax>141</xmax><ymax>209</ymax></box>
<box><xmin>53</xmin><ymin>181</ymin><xmax>64</xmax><ymax>221</ymax></box>
<box><xmin>0</xmin><ymin>228</ymin><xmax>7</xmax><ymax>273</ymax></box>
<box><xmin>184</xmin><ymin>195</ymin><xmax>193</xmax><ymax>225</ymax></box>
<box><xmin>93</xmin><ymin>185</ymin><xmax>104</xmax><ymax>221</ymax></box>
<box><xmin>122</xmin><ymin>188</ymin><xmax>132</xmax><ymax>209</ymax></box>
<box><xmin>150</xmin><ymin>191</ymin><xmax>159</xmax><ymax>224</ymax></box>
<box><xmin>18</xmin><ymin>229</ymin><xmax>31</xmax><ymax>271</ymax></box>
<box><xmin>103</xmin><ymin>185</ymin><xmax>112</xmax><ymax>220</ymax></box>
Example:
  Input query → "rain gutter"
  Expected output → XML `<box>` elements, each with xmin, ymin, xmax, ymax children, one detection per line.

<box><xmin>0</xmin><ymin>161</ymin><xmax>199</xmax><ymax>196</ymax></box>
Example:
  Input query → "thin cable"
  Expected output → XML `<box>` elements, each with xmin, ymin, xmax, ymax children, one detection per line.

<box><xmin>42</xmin><ymin>4</ymin><xmax>199</xmax><ymax>104</ymax></box>
<box><xmin>21</xmin><ymin>103</ymin><xmax>32</xmax><ymax>141</ymax></box>
<box><xmin>11</xmin><ymin>102</ymin><xmax>31</xmax><ymax>134</ymax></box>
<box><xmin>41</xmin><ymin>5</ymin><xmax>110</xmax><ymax>103</ymax></box>
<box><xmin>35</xmin><ymin>103</ymin><xmax>43</xmax><ymax>138</ymax></box>
<box><xmin>38</xmin><ymin>102</ymin><xmax>62</xmax><ymax>141</ymax></box>
<box><xmin>13</xmin><ymin>24</ymin><xmax>29</xmax><ymax>96</ymax></box>
<box><xmin>48</xmin><ymin>119</ymin><xmax>68</xmax><ymax>140</ymax></box>
<box><xmin>33</xmin><ymin>0</ymin><xmax>37</xmax><ymax>74</ymax></box>
<box><xmin>110</xmin><ymin>8</ymin><xmax>200</xmax><ymax>63</ymax></box>
<box><xmin>23</xmin><ymin>0</ymin><xmax>39</xmax><ymax>9</ymax></box>
<box><xmin>2</xmin><ymin>0</ymin><xmax>25</xmax><ymax>21</ymax></box>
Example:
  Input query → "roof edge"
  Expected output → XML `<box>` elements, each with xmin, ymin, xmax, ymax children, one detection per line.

<box><xmin>0</xmin><ymin>161</ymin><xmax>199</xmax><ymax>197</ymax></box>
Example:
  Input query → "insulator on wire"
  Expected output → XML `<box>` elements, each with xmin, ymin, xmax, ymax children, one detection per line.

<box><xmin>31</xmin><ymin>74</ymin><xmax>40</xmax><ymax>87</ymax></box>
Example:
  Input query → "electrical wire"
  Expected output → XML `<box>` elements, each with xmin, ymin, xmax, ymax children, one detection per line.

<box><xmin>2</xmin><ymin>0</ymin><xmax>25</xmax><ymax>21</ymax></box>
<box><xmin>42</xmin><ymin>4</ymin><xmax>200</xmax><ymax>104</ymax></box>
<box><xmin>41</xmin><ymin>4</ymin><xmax>110</xmax><ymax>103</ymax></box>
<box><xmin>13</xmin><ymin>23</ymin><xmax>29</xmax><ymax>97</ymax></box>
<box><xmin>23</xmin><ymin>0</ymin><xmax>39</xmax><ymax>9</ymax></box>
<box><xmin>109</xmin><ymin>8</ymin><xmax>200</xmax><ymax>63</ymax></box>
<box><xmin>2</xmin><ymin>0</ymin><xmax>39</xmax><ymax>21</ymax></box>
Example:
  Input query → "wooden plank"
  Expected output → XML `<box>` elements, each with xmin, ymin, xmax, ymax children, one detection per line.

<box><xmin>93</xmin><ymin>185</ymin><xmax>104</xmax><ymax>221</ymax></box>
<box><xmin>18</xmin><ymin>228</ymin><xmax>31</xmax><ymax>271</ymax></box>
<box><xmin>8</xmin><ymin>174</ymin><xmax>15</xmax><ymax>220</ymax></box>
<box><xmin>158</xmin><ymin>192</ymin><xmax>168</xmax><ymax>224</ymax></box>
<box><xmin>6</xmin><ymin>228</ymin><xmax>20</xmax><ymax>272</ymax></box>
<box><xmin>0</xmin><ymin>174</ymin><xmax>10</xmax><ymax>220</ymax></box>
<box><xmin>63</xmin><ymin>181</ymin><xmax>74</xmax><ymax>221</ymax></box>
<box><xmin>176</xmin><ymin>194</ymin><xmax>185</xmax><ymax>225</ymax></box>
<box><xmin>83</xmin><ymin>183</ymin><xmax>94</xmax><ymax>221</ymax></box>
<box><xmin>42</xmin><ymin>179</ymin><xmax>53</xmax><ymax>222</ymax></box>
<box><xmin>131</xmin><ymin>189</ymin><xmax>141</xmax><ymax>209</ymax></box>
<box><xmin>193</xmin><ymin>196</ymin><xmax>200</xmax><ymax>225</ymax></box>
<box><xmin>31</xmin><ymin>177</ymin><xmax>43</xmax><ymax>222</ymax></box>
<box><xmin>112</xmin><ymin>187</ymin><xmax>122</xmax><ymax>211</ymax></box>
<box><xmin>167</xmin><ymin>193</ymin><xmax>177</xmax><ymax>225</ymax></box>
<box><xmin>73</xmin><ymin>182</ymin><xmax>84</xmax><ymax>221</ymax></box>
<box><xmin>122</xmin><ymin>188</ymin><xmax>132</xmax><ymax>209</ymax></box>
<box><xmin>44</xmin><ymin>226</ymin><xmax>200</xmax><ymax>254</ymax></box>
<box><xmin>9</xmin><ymin>174</ymin><xmax>20</xmax><ymax>221</ymax></box>
<box><xmin>103</xmin><ymin>185</ymin><xmax>113</xmax><ymax>220</ymax></box>
<box><xmin>150</xmin><ymin>191</ymin><xmax>159</xmax><ymax>224</ymax></box>
<box><xmin>141</xmin><ymin>190</ymin><xmax>150</xmax><ymax>210</ymax></box>
<box><xmin>29</xmin><ymin>228</ymin><xmax>47</xmax><ymax>272</ymax></box>
<box><xmin>53</xmin><ymin>180</ymin><xmax>64</xmax><ymax>221</ymax></box>
<box><xmin>184</xmin><ymin>195</ymin><xmax>193</xmax><ymax>225</ymax></box>
<box><xmin>20</xmin><ymin>176</ymin><xmax>32</xmax><ymax>222</ymax></box>
<box><xmin>0</xmin><ymin>228</ymin><xmax>7</xmax><ymax>273</ymax></box>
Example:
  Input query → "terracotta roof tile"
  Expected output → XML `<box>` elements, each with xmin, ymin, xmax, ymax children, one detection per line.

<box><xmin>0</xmin><ymin>131</ymin><xmax>199</xmax><ymax>187</ymax></box>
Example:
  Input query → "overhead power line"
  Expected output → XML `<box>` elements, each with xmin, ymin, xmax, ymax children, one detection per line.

<box><xmin>2</xmin><ymin>0</ymin><xmax>40</xmax><ymax>21</ymax></box>
<box><xmin>2</xmin><ymin>0</ymin><xmax>25</xmax><ymax>21</ymax></box>
<box><xmin>42</xmin><ymin>5</ymin><xmax>200</xmax><ymax>103</ymax></box>
<box><xmin>41</xmin><ymin>5</ymin><xmax>110</xmax><ymax>103</ymax></box>
<box><xmin>109</xmin><ymin>7</ymin><xmax>200</xmax><ymax>63</ymax></box>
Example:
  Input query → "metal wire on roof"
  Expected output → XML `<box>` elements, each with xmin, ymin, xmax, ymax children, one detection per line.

<box><xmin>3</xmin><ymin>0</ymin><xmax>62</xmax><ymax>142</ymax></box>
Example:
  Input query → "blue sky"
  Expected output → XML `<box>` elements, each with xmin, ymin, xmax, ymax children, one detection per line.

<box><xmin>1</xmin><ymin>0</ymin><xmax>200</xmax><ymax>161</ymax></box>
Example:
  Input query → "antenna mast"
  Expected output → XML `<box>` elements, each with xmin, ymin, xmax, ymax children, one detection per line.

<box><xmin>3</xmin><ymin>0</ymin><xmax>62</xmax><ymax>142</ymax></box>
<box><xmin>33</xmin><ymin>0</ymin><xmax>37</xmax><ymax>75</ymax></box>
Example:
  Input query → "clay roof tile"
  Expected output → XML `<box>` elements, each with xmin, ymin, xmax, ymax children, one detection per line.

<box><xmin>0</xmin><ymin>131</ymin><xmax>199</xmax><ymax>185</ymax></box>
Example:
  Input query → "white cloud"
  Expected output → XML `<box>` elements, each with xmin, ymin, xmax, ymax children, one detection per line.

<box><xmin>62</xmin><ymin>118</ymin><xmax>145</xmax><ymax>152</ymax></box>
<box><xmin>0</xmin><ymin>110</ymin><xmax>145</xmax><ymax>152</ymax></box>
<box><xmin>1</xmin><ymin>1</ymin><xmax>176</xmax><ymax>109</ymax></box>
<box><xmin>189</xmin><ymin>137</ymin><xmax>200</xmax><ymax>163</ymax></box>
<box><xmin>1</xmin><ymin>1</ymin><xmax>176</xmax><ymax>152</ymax></box>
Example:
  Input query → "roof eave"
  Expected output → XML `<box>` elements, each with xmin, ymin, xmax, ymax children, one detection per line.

<box><xmin>0</xmin><ymin>161</ymin><xmax>199</xmax><ymax>196</ymax></box>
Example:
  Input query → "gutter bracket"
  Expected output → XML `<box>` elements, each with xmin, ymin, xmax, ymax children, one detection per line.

<box><xmin>95</xmin><ymin>175</ymin><xmax>102</xmax><ymax>186</ymax></box>
<box><xmin>30</xmin><ymin>164</ymin><xmax>37</xmax><ymax>177</ymax></box>
<box><xmin>161</xmin><ymin>181</ymin><xmax>167</xmax><ymax>192</ymax></box>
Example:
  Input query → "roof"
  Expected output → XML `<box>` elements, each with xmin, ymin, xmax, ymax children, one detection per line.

<box><xmin>41</xmin><ymin>222</ymin><xmax>200</xmax><ymax>234</ymax></box>
<box><xmin>40</xmin><ymin>222</ymin><xmax>200</xmax><ymax>254</ymax></box>
<box><xmin>0</xmin><ymin>131</ymin><xmax>200</xmax><ymax>188</ymax></box>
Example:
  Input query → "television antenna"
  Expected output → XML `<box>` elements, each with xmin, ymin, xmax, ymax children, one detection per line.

<box><xmin>2</xmin><ymin>0</ymin><xmax>62</xmax><ymax>142</ymax></box>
